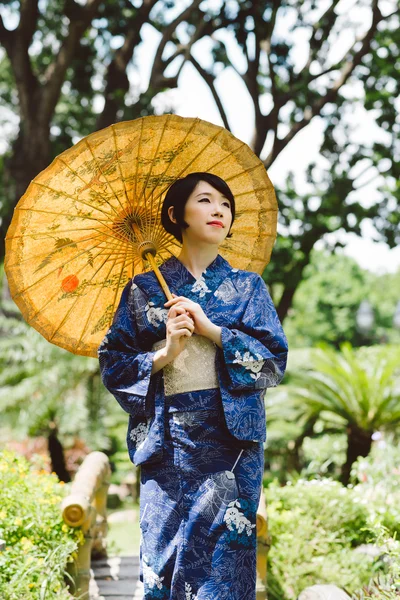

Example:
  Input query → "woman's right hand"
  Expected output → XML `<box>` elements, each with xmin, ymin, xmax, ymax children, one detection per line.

<box><xmin>164</xmin><ymin>304</ymin><xmax>194</xmax><ymax>360</ymax></box>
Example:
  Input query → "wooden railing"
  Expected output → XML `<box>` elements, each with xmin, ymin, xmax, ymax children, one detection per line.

<box><xmin>62</xmin><ymin>451</ymin><xmax>270</xmax><ymax>599</ymax></box>
<box><xmin>62</xmin><ymin>451</ymin><xmax>111</xmax><ymax>599</ymax></box>
<box><xmin>256</xmin><ymin>487</ymin><xmax>270</xmax><ymax>599</ymax></box>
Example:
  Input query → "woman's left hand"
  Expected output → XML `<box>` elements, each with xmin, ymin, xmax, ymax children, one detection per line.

<box><xmin>164</xmin><ymin>294</ymin><xmax>216</xmax><ymax>338</ymax></box>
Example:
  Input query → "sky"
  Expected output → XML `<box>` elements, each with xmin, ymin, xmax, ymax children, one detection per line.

<box><xmin>1</xmin><ymin>0</ymin><xmax>399</xmax><ymax>274</ymax></box>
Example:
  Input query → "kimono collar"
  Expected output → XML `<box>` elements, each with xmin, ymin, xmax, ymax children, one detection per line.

<box><xmin>134</xmin><ymin>253</ymin><xmax>234</xmax><ymax>302</ymax></box>
<box><xmin>159</xmin><ymin>253</ymin><xmax>233</xmax><ymax>300</ymax></box>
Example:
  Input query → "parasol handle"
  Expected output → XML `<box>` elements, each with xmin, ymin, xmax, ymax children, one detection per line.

<box><xmin>130</xmin><ymin>221</ymin><xmax>173</xmax><ymax>301</ymax></box>
<box><xmin>144</xmin><ymin>252</ymin><xmax>173</xmax><ymax>301</ymax></box>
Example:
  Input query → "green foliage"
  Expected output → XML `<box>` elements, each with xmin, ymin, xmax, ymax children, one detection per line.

<box><xmin>352</xmin><ymin>528</ymin><xmax>400</xmax><ymax>599</ymax></box>
<box><xmin>0</xmin><ymin>314</ymin><xmax>102</xmax><ymax>442</ymax></box>
<box><xmin>0</xmin><ymin>450</ymin><xmax>82</xmax><ymax>599</ymax></box>
<box><xmin>301</xmin><ymin>432</ymin><xmax>347</xmax><ymax>479</ymax></box>
<box><xmin>0</xmin><ymin>309</ymin><xmax>124</xmax><ymax>448</ymax></box>
<box><xmin>351</xmin><ymin>437</ymin><xmax>400</xmax><ymax>538</ymax></box>
<box><xmin>265</xmin><ymin>343</ymin><xmax>400</xmax><ymax>484</ymax></box>
<box><xmin>266</xmin><ymin>437</ymin><xmax>400</xmax><ymax>600</ymax></box>
<box><xmin>265</xmin><ymin>6</ymin><xmax>400</xmax><ymax>316</ymax></box>
<box><xmin>281</xmin><ymin>250</ymin><xmax>400</xmax><ymax>348</ymax></box>
<box><xmin>275</xmin><ymin>342</ymin><xmax>400</xmax><ymax>432</ymax></box>
<box><xmin>351</xmin><ymin>519</ymin><xmax>400</xmax><ymax>598</ymax></box>
<box><xmin>266</xmin><ymin>479</ymin><xmax>379</xmax><ymax>599</ymax></box>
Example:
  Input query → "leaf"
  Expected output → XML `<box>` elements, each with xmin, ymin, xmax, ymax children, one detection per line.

<box><xmin>54</xmin><ymin>238</ymin><xmax>77</xmax><ymax>250</ymax></box>
<box><xmin>34</xmin><ymin>253</ymin><xmax>54</xmax><ymax>273</ymax></box>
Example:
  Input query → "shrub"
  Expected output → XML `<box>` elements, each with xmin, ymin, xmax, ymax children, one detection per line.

<box><xmin>266</xmin><ymin>479</ymin><xmax>383</xmax><ymax>600</ymax></box>
<box><xmin>352</xmin><ymin>526</ymin><xmax>400</xmax><ymax>599</ymax></box>
<box><xmin>351</xmin><ymin>436</ymin><xmax>400</xmax><ymax>533</ymax></box>
<box><xmin>0</xmin><ymin>450</ymin><xmax>83</xmax><ymax>599</ymax></box>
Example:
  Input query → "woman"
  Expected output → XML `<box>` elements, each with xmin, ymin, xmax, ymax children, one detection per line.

<box><xmin>98</xmin><ymin>172</ymin><xmax>288</xmax><ymax>600</ymax></box>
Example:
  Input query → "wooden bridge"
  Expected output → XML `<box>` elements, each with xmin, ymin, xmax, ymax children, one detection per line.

<box><xmin>90</xmin><ymin>555</ymin><xmax>143</xmax><ymax>600</ymax></box>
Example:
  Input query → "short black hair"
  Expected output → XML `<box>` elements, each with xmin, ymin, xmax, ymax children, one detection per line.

<box><xmin>161</xmin><ymin>172</ymin><xmax>235</xmax><ymax>243</ymax></box>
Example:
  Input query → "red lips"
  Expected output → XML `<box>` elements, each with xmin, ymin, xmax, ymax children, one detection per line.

<box><xmin>207</xmin><ymin>221</ymin><xmax>224</xmax><ymax>228</ymax></box>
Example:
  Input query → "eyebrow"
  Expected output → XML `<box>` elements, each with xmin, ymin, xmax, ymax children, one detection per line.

<box><xmin>195</xmin><ymin>192</ymin><xmax>230</xmax><ymax>200</ymax></box>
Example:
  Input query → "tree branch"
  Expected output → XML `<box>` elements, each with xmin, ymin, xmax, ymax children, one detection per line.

<box><xmin>41</xmin><ymin>0</ymin><xmax>102</xmax><ymax>123</ymax></box>
<box><xmin>249</xmin><ymin>2</ymin><xmax>279</xmax><ymax>155</ymax></box>
<box><xmin>301</xmin><ymin>0</ymin><xmax>342</xmax><ymax>77</ymax></box>
<box><xmin>188</xmin><ymin>54</ymin><xmax>231</xmax><ymax>131</ymax></box>
<box><xmin>96</xmin><ymin>0</ymin><xmax>159</xmax><ymax>130</ymax></box>
<box><xmin>6</xmin><ymin>0</ymin><xmax>40</xmax><ymax>122</ymax></box>
<box><xmin>17</xmin><ymin>0</ymin><xmax>39</xmax><ymax>48</ymax></box>
<box><xmin>148</xmin><ymin>0</ymin><xmax>203</xmax><ymax>90</ymax></box>
<box><xmin>264</xmin><ymin>0</ymin><xmax>384</xmax><ymax>168</ymax></box>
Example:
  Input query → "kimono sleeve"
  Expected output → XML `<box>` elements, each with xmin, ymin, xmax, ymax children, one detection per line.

<box><xmin>98</xmin><ymin>279</ymin><xmax>156</xmax><ymax>416</ymax></box>
<box><xmin>220</xmin><ymin>274</ymin><xmax>288</xmax><ymax>391</ymax></box>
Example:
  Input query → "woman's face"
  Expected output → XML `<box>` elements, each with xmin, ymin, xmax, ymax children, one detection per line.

<box><xmin>169</xmin><ymin>180</ymin><xmax>233</xmax><ymax>246</ymax></box>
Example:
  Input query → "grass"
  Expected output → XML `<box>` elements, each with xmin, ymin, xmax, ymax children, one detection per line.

<box><xmin>107</xmin><ymin>505</ymin><xmax>141</xmax><ymax>556</ymax></box>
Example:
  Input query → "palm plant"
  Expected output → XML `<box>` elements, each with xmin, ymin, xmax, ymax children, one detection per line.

<box><xmin>269</xmin><ymin>343</ymin><xmax>400</xmax><ymax>484</ymax></box>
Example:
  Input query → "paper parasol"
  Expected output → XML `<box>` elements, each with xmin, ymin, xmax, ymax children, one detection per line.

<box><xmin>5</xmin><ymin>114</ymin><xmax>277</xmax><ymax>358</ymax></box>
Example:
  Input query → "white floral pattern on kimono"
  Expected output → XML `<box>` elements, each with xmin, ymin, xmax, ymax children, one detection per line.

<box><xmin>143</xmin><ymin>557</ymin><xmax>165</xmax><ymax>590</ymax></box>
<box><xmin>129</xmin><ymin>421</ymin><xmax>150</xmax><ymax>449</ymax></box>
<box><xmin>213</xmin><ymin>278</ymin><xmax>237</xmax><ymax>303</ymax></box>
<box><xmin>145</xmin><ymin>301</ymin><xmax>168</xmax><ymax>328</ymax></box>
<box><xmin>232</xmin><ymin>350</ymin><xmax>265</xmax><ymax>381</ymax></box>
<box><xmin>191</xmin><ymin>276</ymin><xmax>211</xmax><ymax>298</ymax></box>
<box><xmin>185</xmin><ymin>582</ymin><xmax>198</xmax><ymax>600</ymax></box>
<box><xmin>224</xmin><ymin>499</ymin><xmax>256</xmax><ymax>537</ymax></box>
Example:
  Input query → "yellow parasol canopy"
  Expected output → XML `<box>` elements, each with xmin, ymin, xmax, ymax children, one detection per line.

<box><xmin>5</xmin><ymin>114</ymin><xmax>277</xmax><ymax>358</ymax></box>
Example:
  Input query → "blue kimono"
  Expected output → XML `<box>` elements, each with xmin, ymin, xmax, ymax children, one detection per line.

<box><xmin>98</xmin><ymin>254</ymin><xmax>288</xmax><ymax>600</ymax></box>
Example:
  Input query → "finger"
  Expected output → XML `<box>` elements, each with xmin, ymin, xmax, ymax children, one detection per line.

<box><xmin>168</xmin><ymin>323</ymin><xmax>194</xmax><ymax>337</ymax></box>
<box><xmin>174</xmin><ymin>315</ymin><xmax>194</xmax><ymax>328</ymax></box>
<box><xmin>164</xmin><ymin>296</ymin><xmax>189</xmax><ymax>307</ymax></box>
<box><xmin>169</xmin><ymin>301</ymin><xmax>195</xmax><ymax>314</ymax></box>
<box><xmin>168</xmin><ymin>305</ymin><xmax>187</xmax><ymax>318</ymax></box>
<box><xmin>168</xmin><ymin>312</ymin><xmax>194</xmax><ymax>324</ymax></box>
<box><xmin>171</xmin><ymin>314</ymin><xmax>194</xmax><ymax>325</ymax></box>
<box><xmin>168</xmin><ymin>304</ymin><xmax>195</xmax><ymax>322</ymax></box>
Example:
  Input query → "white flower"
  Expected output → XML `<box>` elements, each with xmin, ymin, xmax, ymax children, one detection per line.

<box><xmin>232</xmin><ymin>350</ymin><xmax>265</xmax><ymax>380</ymax></box>
<box><xmin>191</xmin><ymin>277</ymin><xmax>211</xmax><ymax>298</ymax></box>
<box><xmin>129</xmin><ymin>422</ymin><xmax>149</xmax><ymax>449</ymax></box>
<box><xmin>214</xmin><ymin>279</ymin><xmax>237</xmax><ymax>303</ymax></box>
<box><xmin>143</xmin><ymin>558</ymin><xmax>164</xmax><ymax>590</ymax></box>
<box><xmin>224</xmin><ymin>501</ymin><xmax>256</xmax><ymax>537</ymax></box>
<box><xmin>145</xmin><ymin>301</ymin><xmax>168</xmax><ymax>327</ymax></box>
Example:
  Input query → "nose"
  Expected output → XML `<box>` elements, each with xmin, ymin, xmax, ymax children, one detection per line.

<box><xmin>211</xmin><ymin>204</ymin><xmax>223</xmax><ymax>218</ymax></box>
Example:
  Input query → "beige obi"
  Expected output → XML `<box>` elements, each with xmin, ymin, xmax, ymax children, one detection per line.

<box><xmin>152</xmin><ymin>335</ymin><xmax>219</xmax><ymax>396</ymax></box>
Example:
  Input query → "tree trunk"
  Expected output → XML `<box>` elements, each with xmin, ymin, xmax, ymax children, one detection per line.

<box><xmin>287</xmin><ymin>415</ymin><xmax>318</xmax><ymax>472</ymax></box>
<box><xmin>277</xmin><ymin>285</ymin><xmax>297</xmax><ymax>323</ymax></box>
<box><xmin>1</xmin><ymin>120</ymin><xmax>51</xmax><ymax>261</ymax></box>
<box><xmin>340</xmin><ymin>425</ymin><xmax>372</xmax><ymax>486</ymax></box>
<box><xmin>48</xmin><ymin>426</ymin><xmax>71</xmax><ymax>483</ymax></box>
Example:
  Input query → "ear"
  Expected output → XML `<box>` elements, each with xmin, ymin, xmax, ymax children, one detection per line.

<box><xmin>168</xmin><ymin>206</ymin><xmax>177</xmax><ymax>224</ymax></box>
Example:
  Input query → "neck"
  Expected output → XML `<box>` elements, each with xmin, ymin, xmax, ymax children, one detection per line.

<box><xmin>178</xmin><ymin>241</ymin><xmax>219</xmax><ymax>280</ymax></box>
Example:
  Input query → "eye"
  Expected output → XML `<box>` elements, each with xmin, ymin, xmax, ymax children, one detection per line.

<box><xmin>198</xmin><ymin>198</ymin><xmax>210</xmax><ymax>202</ymax></box>
<box><xmin>222</xmin><ymin>201</ymin><xmax>231</xmax><ymax>208</ymax></box>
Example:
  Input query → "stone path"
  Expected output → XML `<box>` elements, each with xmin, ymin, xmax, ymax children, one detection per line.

<box><xmin>90</xmin><ymin>555</ymin><xmax>144</xmax><ymax>600</ymax></box>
